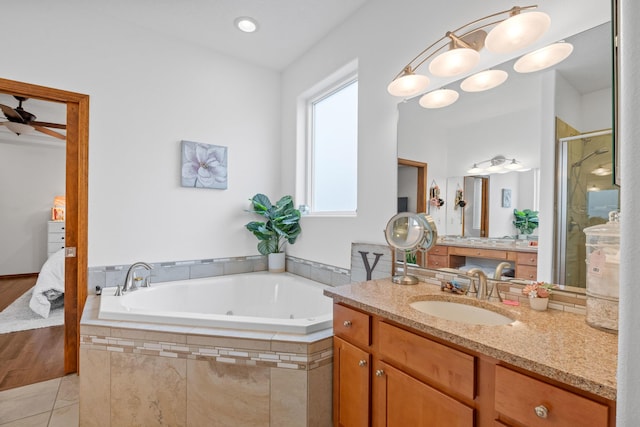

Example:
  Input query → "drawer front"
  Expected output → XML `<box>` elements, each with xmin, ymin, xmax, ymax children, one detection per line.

<box><xmin>427</xmin><ymin>254</ymin><xmax>449</xmax><ymax>269</ymax></box>
<box><xmin>48</xmin><ymin>232</ymin><xmax>65</xmax><ymax>243</ymax></box>
<box><xmin>430</xmin><ymin>245</ymin><xmax>449</xmax><ymax>256</ymax></box>
<box><xmin>516</xmin><ymin>265</ymin><xmax>537</xmax><ymax>280</ymax></box>
<box><xmin>48</xmin><ymin>221</ymin><xmax>65</xmax><ymax>233</ymax></box>
<box><xmin>333</xmin><ymin>304</ymin><xmax>371</xmax><ymax>348</ymax></box>
<box><xmin>48</xmin><ymin>242</ymin><xmax>65</xmax><ymax>254</ymax></box>
<box><xmin>378</xmin><ymin>321</ymin><xmax>475</xmax><ymax>400</ymax></box>
<box><xmin>495</xmin><ymin>366</ymin><xmax>609</xmax><ymax>427</ymax></box>
<box><xmin>516</xmin><ymin>252</ymin><xmax>538</xmax><ymax>266</ymax></box>
<box><xmin>449</xmin><ymin>247</ymin><xmax>508</xmax><ymax>260</ymax></box>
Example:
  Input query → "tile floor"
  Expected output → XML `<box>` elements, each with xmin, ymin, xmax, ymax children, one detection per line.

<box><xmin>0</xmin><ymin>375</ymin><xmax>78</xmax><ymax>426</ymax></box>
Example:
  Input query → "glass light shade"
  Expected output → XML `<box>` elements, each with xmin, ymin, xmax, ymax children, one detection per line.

<box><xmin>419</xmin><ymin>89</ymin><xmax>459</xmax><ymax>109</ymax></box>
<box><xmin>485</xmin><ymin>11</ymin><xmax>551</xmax><ymax>53</ymax></box>
<box><xmin>514</xmin><ymin>42</ymin><xmax>574</xmax><ymax>73</ymax></box>
<box><xmin>591</xmin><ymin>166</ymin><xmax>612</xmax><ymax>176</ymax></box>
<box><xmin>460</xmin><ymin>70</ymin><xmax>508</xmax><ymax>92</ymax></box>
<box><xmin>486</xmin><ymin>164</ymin><xmax>503</xmax><ymax>173</ymax></box>
<box><xmin>234</xmin><ymin>17</ymin><xmax>258</xmax><ymax>33</ymax></box>
<box><xmin>3</xmin><ymin>122</ymin><xmax>33</xmax><ymax>135</ymax></box>
<box><xmin>467</xmin><ymin>164</ymin><xmax>483</xmax><ymax>174</ymax></box>
<box><xmin>504</xmin><ymin>159</ymin><xmax>523</xmax><ymax>170</ymax></box>
<box><xmin>387</xmin><ymin>72</ymin><xmax>430</xmax><ymax>97</ymax></box>
<box><xmin>429</xmin><ymin>48</ymin><xmax>480</xmax><ymax>77</ymax></box>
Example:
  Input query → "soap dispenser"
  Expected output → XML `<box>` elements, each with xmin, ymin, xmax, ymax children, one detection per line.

<box><xmin>584</xmin><ymin>210</ymin><xmax>620</xmax><ymax>333</ymax></box>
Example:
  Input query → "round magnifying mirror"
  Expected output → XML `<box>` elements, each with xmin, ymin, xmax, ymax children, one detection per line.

<box><xmin>385</xmin><ymin>213</ymin><xmax>438</xmax><ymax>285</ymax></box>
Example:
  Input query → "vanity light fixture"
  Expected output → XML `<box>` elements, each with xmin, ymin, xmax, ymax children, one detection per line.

<box><xmin>387</xmin><ymin>5</ymin><xmax>550</xmax><ymax>98</ymax></box>
<box><xmin>234</xmin><ymin>16</ymin><xmax>258</xmax><ymax>33</ymax></box>
<box><xmin>467</xmin><ymin>155</ymin><xmax>524</xmax><ymax>174</ymax></box>
<box><xmin>514</xmin><ymin>42</ymin><xmax>574</xmax><ymax>73</ymax></box>
<box><xmin>460</xmin><ymin>69</ymin><xmax>509</xmax><ymax>92</ymax></box>
<box><xmin>419</xmin><ymin>88</ymin><xmax>460</xmax><ymax>109</ymax></box>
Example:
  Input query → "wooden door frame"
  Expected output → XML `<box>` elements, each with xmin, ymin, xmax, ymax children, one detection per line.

<box><xmin>398</xmin><ymin>158</ymin><xmax>427</xmax><ymax>213</ymax></box>
<box><xmin>0</xmin><ymin>78</ymin><xmax>89</xmax><ymax>373</ymax></box>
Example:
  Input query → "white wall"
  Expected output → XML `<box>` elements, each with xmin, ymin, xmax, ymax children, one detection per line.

<box><xmin>0</xmin><ymin>140</ymin><xmax>65</xmax><ymax>274</ymax></box>
<box><xmin>3</xmin><ymin>1</ymin><xmax>281</xmax><ymax>267</ymax></box>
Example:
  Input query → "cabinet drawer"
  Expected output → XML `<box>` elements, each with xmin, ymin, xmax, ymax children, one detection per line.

<box><xmin>378</xmin><ymin>321</ymin><xmax>475</xmax><ymax>400</ymax></box>
<box><xmin>48</xmin><ymin>232</ymin><xmax>65</xmax><ymax>243</ymax></box>
<box><xmin>516</xmin><ymin>265</ymin><xmax>537</xmax><ymax>280</ymax></box>
<box><xmin>430</xmin><ymin>245</ymin><xmax>449</xmax><ymax>256</ymax></box>
<box><xmin>334</xmin><ymin>304</ymin><xmax>371</xmax><ymax>348</ymax></box>
<box><xmin>495</xmin><ymin>366</ymin><xmax>609</xmax><ymax>427</ymax></box>
<box><xmin>48</xmin><ymin>242</ymin><xmax>65</xmax><ymax>254</ymax></box>
<box><xmin>48</xmin><ymin>221</ymin><xmax>65</xmax><ymax>233</ymax></box>
<box><xmin>427</xmin><ymin>254</ymin><xmax>449</xmax><ymax>269</ymax></box>
<box><xmin>516</xmin><ymin>252</ymin><xmax>538</xmax><ymax>266</ymax></box>
<box><xmin>449</xmin><ymin>247</ymin><xmax>508</xmax><ymax>260</ymax></box>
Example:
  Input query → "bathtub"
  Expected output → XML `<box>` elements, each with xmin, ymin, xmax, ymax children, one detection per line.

<box><xmin>98</xmin><ymin>272</ymin><xmax>334</xmax><ymax>334</ymax></box>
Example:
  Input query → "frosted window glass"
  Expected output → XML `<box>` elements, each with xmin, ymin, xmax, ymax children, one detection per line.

<box><xmin>311</xmin><ymin>80</ymin><xmax>358</xmax><ymax>213</ymax></box>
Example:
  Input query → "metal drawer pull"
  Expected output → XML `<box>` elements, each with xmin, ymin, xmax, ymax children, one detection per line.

<box><xmin>534</xmin><ymin>405</ymin><xmax>548</xmax><ymax>418</ymax></box>
<box><xmin>358</xmin><ymin>360</ymin><xmax>367</xmax><ymax>367</ymax></box>
<box><xmin>375</xmin><ymin>369</ymin><xmax>385</xmax><ymax>377</ymax></box>
<box><xmin>343</xmin><ymin>320</ymin><xmax>352</xmax><ymax>327</ymax></box>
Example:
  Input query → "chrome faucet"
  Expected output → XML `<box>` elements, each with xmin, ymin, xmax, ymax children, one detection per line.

<box><xmin>467</xmin><ymin>268</ymin><xmax>488</xmax><ymax>300</ymax></box>
<box><xmin>494</xmin><ymin>262</ymin><xmax>512</xmax><ymax>281</ymax></box>
<box><xmin>115</xmin><ymin>262</ymin><xmax>152</xmax><ymax>296</ymax></box>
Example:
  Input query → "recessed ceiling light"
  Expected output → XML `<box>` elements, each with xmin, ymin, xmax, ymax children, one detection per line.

<box><xmin>234</xmin><ymin>17</ymin><xmax>258</xmax><ymax>33</ymax></box>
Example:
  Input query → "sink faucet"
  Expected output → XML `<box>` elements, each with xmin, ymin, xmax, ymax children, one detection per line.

<box><xmin>494</xmin><ymin>262</ymin><xmax>511</xmax><ymax>281</ymax></box>
<box><xmin>466</xmin><ymin>268</ymin><xmax>487</xmax><ymax>299</ymax></box>
<box><xmin>115</xmin><ymin>262</ymin><xmax>152</xmax><ymax>295</ymax></box>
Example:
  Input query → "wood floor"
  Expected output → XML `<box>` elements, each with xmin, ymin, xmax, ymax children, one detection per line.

<box><xmin>0</xmin><ymin>275</ymin><xmax>65</xmax><ymax>392</ymax></box>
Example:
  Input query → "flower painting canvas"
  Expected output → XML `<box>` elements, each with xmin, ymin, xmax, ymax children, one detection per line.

<box><xmin>181</xmin><ymin>140</ymin><xmax>228</xmax><ymax>189</ymax></box>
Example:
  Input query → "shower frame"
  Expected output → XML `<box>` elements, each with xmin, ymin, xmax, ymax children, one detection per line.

<box><xmin>554</xmin><ymin>129</ymin><xmax>613</xmax><ymax>287</ymax></box>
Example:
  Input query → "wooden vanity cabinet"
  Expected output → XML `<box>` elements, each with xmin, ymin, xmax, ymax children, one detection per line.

<box><xmin>333</xmin><ymin>302</ymin><xmax>615</xmax><ymax>427</ymax></box>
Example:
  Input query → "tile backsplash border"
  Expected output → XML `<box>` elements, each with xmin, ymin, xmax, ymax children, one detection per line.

<box><xmin>87</xmin><ymin>254</ymin><xmax>351</xmax><ymax>294</ymax></box>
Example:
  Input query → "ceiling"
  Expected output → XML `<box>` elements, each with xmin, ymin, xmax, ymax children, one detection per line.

<box><xmin>81</xmin><ymin>0</ymin><xmax>370</xmax><ymax>71</ymax></box>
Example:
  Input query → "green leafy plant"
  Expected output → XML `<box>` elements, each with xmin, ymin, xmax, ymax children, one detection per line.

<box><xmin>245</xmin><ymin>194</ymin><xmax>302</xmax><ymax>255</ymax></box>
<box><xmin>405</xmin><ymin>250</ymin><xmax>417</xmax><ymax>265</ymax></box>
<box><xmin>512</xmin><ymin>209</ymin><xmax>539</xmax><ymax>235</ymax></box>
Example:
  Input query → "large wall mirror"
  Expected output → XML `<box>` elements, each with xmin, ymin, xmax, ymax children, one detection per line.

<box><xmin>397</xmin><ymin>14</ymin><xmax>613</xmax><ymax>288</ymax></box>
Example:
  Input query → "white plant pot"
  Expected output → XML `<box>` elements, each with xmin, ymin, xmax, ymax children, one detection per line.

<box><xmin>529</xmin><ymin>297</ymin><xmax>549</xmax><ymax>311</ymax></box>
<box><xmin>268</xmin><ymin>252</ymin><xmax>286</xmax><ymax>273</ymax></box>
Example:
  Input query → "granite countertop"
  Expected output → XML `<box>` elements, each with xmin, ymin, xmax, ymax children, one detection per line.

<box><xmin>324</xmin><ymin>279</ymin><xmax>617</xmax><ymax>400</ymax></box>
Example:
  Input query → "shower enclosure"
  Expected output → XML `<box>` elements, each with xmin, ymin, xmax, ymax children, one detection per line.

<box><xmin>556</xmin><ymin>130</ymin><xmax>617</xmax><ymax>287</ymax></box>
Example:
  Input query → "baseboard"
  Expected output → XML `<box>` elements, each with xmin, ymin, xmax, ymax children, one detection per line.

<box><xmin>0</xmin><ymin>273</ymin><xmax>39</xmax><ymax>281</ymax></box>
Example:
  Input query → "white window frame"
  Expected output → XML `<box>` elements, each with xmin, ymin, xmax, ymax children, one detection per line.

<box><xmin>298</xmin><ymin>60</ymin><xmax>358</xmax><ymax>217</ymax></box>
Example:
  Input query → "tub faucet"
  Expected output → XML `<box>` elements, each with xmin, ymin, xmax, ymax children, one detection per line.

<box><xmin>466</xmin><ymin>268</ymin><xmax>487</xmax><ymax>300</ymax></box>
<box><xmin>116</xmin><ymin>262</ymin><xmax>152</xmax><ymax>295</ymax></box>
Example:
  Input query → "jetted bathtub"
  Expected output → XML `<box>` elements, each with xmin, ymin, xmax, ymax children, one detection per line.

<box><xmin>98</xmin><ymin>271</ymin><xmax>334</xmax><ymax>334</ymax></box>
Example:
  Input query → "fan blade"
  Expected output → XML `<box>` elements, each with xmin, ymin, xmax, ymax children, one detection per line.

<box><xmin>31</xmin><ymin>120</ymin><xmax>66</xmax><ymax>130</ymax></box>
<box><xmin>0</xmin><ymin>104</ymin><xmax>25</xmax><ymax>122</ymax></box>
<box><xmin>33</xmin><ymin>125</ymin><xmax>65</xmax><ymax>140</ymax></box>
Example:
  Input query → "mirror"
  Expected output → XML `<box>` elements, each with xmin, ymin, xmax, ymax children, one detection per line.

<box><xmin>397</xmin><ymin>21</ymin><xmax>613</xmax><ymax>286</ymax></box>
<box><xmin>385</xmin><ymin>212</ymin><xmax>437</xmax><ymax>285</ymax></box>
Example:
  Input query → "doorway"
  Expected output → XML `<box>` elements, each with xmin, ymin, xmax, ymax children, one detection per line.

<box><xmin>0</xmin><ymin>78</ymin><xmax>89</xmax><ymax>376</ymax></box>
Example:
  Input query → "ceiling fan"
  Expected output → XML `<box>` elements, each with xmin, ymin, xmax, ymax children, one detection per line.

<box><xmin>0</xmin><ymin>96</ymin><xmax>66</xmax><ymax>140</ymax></box>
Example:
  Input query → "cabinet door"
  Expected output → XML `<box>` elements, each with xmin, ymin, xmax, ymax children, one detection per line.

<box><xmin>373</xmin><ymin>361</ymin><xmax>474</xmax><ymax>427</ymax></box>
<box><xmin>334</xmin><ymin>337</ymin><xmax>370</xmax><ymax>427</ymax></box>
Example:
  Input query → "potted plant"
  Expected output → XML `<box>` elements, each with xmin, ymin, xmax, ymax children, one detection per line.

<box><xmin>513</xmin><ymin>209</ymin><xmax>539</xmax><ymax>237</ymax></box>
<box><xmin>522</xmin><ymin>281</ymin><xmax>558</xmax><ymax>311</ymax></box>
<box><xmin>245</xmin><ymin>193</ymin><xmax>301</xmax><ymax>272</ymax></box>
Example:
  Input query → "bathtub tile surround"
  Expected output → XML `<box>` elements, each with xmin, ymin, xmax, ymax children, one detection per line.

<box><xmin>88</xmin><ymin>254</ymin><xmax>349</xmax><ymax>293</ymax></box>
<box><xmin>350</xmin><ymin>243</ymin><xmax>392</xmax><ymax>283</ymax></box>
<box><xmin>79</xmin><ymin>297</ymin><xmax>333</xmax><ymax>426</ymax></box>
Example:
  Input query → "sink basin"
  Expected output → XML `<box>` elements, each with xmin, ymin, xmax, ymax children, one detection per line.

<box><xmin>410</xmin><ymin>300</ymin><xmax>514</xmax><ymax>326</ymax></box>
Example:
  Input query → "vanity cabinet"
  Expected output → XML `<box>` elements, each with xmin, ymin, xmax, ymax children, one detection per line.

<box><xmin>332</xmin><ymin>302</ymin><xmax>614</xmax><ymax>427</ymax></box>
<box><xmin>427</xmin><ymin>244</ymin><xmax>538</xmax><ymax>280</ymax></box>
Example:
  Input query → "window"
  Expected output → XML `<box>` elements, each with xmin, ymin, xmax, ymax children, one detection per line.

<box><xmin>305</xmin><ymin>73</ymin><xmax>358</xmax><ymax>215</ymax></box>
